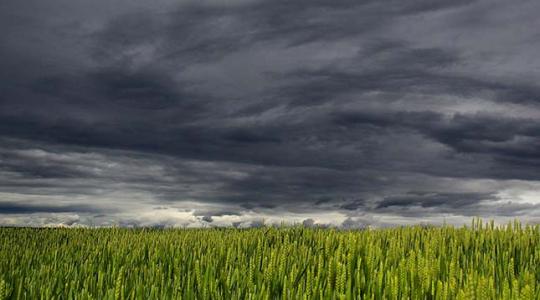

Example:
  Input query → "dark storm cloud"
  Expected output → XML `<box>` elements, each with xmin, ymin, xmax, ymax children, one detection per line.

<box><xmin>371</xmin><ymin>192</ymin><xmax>540</xmax><ymax>219</ymax></box>
<box><xmin>339</xmin><ymin>199</ymin><xmax>366</xmax><ymax>211</ymax></box>
<box><xmin>201</xmin><ymin>215</ymin><xmax>213</xmax><ymax>223</ymax></box>
<box><xmin>193</xmin><ymin>209</ymin><xmax>242</xmax><ymax>223</ymax></box>
<box><xmin>217</xmin><ymin>167</ymin><xmax>389</xmax><ymax>210</ymax></box>
<box><xmin>0</xmin><ymin>202</ymin><xmax>101</xmax><ymax>214</ymax></box>
<box><xmin>334</xmin><ymin>110</ymin><xmax>540</xmax><ymax>171</ymax></box>
<box><xmin>277</xmin><ymin>67</ymin><xmax>540</xmax><ymax>109</ymax></box>
<box><xmin>273</xmin><ymin>46</ymin><xmax>463</xmax><ymax>107</ymax></box>
<box><xmin>91</xmin><ymin>0</ymin><xmax>475</xmax><ymax>65</ymax></box>
<box><xmin>0</xmin><ymin>152</ymin><xmax>92</xmax><ymax>179</ymax></box>
<box><xmin>376</xmin><ymin>192</ymin><xmax>496</xmax><ymax>209</ymax></box>
<box><xmin>2</xmin><ymin>0</ymin><xmax>540</xmax><ymax>226</ymax></box>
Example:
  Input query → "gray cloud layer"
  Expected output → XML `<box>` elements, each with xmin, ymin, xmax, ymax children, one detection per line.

<box><xmin>1</xmin><ymin>0</ymin><xmax>540</xmax><ymax>227</ymax></box>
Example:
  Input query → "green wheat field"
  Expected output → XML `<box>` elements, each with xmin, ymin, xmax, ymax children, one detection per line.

<box><xmin>1</xmin><ymin>220</ymin><xmax>539</xmax><ymax>299</ymax></box>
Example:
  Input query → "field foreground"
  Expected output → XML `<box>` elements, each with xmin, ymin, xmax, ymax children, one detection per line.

<box><xmin>1</xmin><ymin>221</ymin><xmax>539</xmax><ymax>299</ymax></box>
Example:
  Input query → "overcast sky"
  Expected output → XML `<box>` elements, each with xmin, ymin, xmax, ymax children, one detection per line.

<box><xmin>1</xmin><ymin>0</ymin><xmax>540</xmax><ymax>227</ymax></box>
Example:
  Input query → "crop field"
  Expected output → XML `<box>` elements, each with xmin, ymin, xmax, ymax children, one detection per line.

<box><xmin>0</xmin><ymin>220</ymin><xmax>539</xmax><ymax>299</ymax></box>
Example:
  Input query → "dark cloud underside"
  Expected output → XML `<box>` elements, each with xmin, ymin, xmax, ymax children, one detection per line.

<box><xmin>1</xmin><ymin>0</ymin><xmax>540</xmax><ymax>227</ymax></box>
